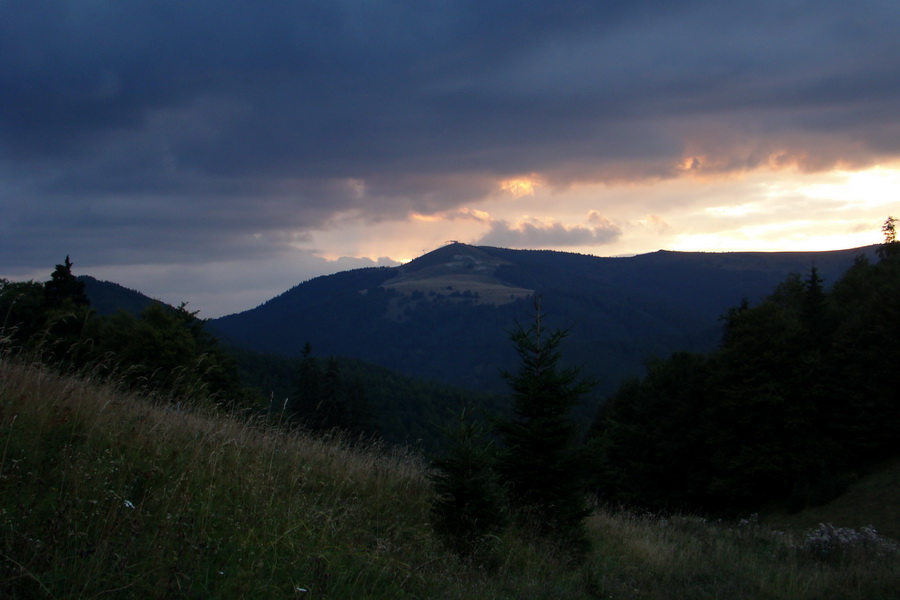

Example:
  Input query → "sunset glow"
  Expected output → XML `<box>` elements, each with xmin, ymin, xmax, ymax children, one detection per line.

<box><xmin>800</xmin><ymin>166</ymin><xmax>900</xmax><ymax>209</ymax></box>
<box><xmin>500</xmin><ymin>178</ymin><xmax>539</xmax><ymax>197</ymax></box>
<box><xmin>2</xmin><ymin>1</ymin><xmax>898</xmax><ymax>316</ymax></box>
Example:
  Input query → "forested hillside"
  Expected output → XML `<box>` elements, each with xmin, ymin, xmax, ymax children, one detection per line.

<box><xmin>78</xmin><ymin>275</ymin><xmax>161</xmax><ymax>316</ymax></box>
<box><xmin>589</xmin><ymin>219</ymin><xmax>900</xmax><ymax>515</ymax></box>
<box><xmin>5</xmin><ymin>241</ymin><xmax>885</xmax><ymax>455</ymax></box>
<box><xmin>211</xmin><ymin>243</ymin><xmax>876</xmax><ymax>396</ymax></box>
<box><xmin>229</xmin><ymin>346</ymin><xmax>506</xmax><ymax>451</ymax></box>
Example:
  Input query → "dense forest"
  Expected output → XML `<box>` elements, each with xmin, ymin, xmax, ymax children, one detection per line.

<box><xmin>587</xmin><ymin>218</ymin><xmax>900</xmax><ymax>515</ymax></box>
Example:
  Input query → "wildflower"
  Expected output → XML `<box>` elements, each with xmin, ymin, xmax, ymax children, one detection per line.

<box><xmin>738</xmin><ymin>513</ymin><xmax>759</xmax><ymax>528</ymax></box>
<box><xmin>800</xmin><ymin>522</ymin><xmax>899</xmax><ymax>561</ymax></box>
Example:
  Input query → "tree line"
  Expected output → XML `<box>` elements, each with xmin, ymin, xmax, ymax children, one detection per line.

<box><xmin>588</xmin><ymin>217</ymin><xmax>900</xmax><ymax>514</ymax></box>
<box><xmin>278</xmin><ymin>343</ymin><xmax>377</xmax><ymax>437</ymax></box>
<box><xmin>1</xmin><ymin>257</ymin><xmax>255</xmax><ymax>409</ymax></box>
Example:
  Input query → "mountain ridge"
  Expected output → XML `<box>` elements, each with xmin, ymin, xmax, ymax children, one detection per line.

<box><xmin>209</xmin><ymin>243</ymin><xmax>878</xmax><ymax>396</ymax></box>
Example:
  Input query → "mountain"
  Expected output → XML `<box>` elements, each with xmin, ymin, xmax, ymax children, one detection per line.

<box><xmin>77</xmin><ymin>272</ymin><xmax>500</xmax><ymax>448</ymax></box>
<box><xmin>210</xmin><ymin>243</ymin><xmax>877</xmax><ymax>397</ymax></box>
<box><xmin>79</xmin><ymin>275</ymin><xmax>161</xmax><ymax>316</ymax></box>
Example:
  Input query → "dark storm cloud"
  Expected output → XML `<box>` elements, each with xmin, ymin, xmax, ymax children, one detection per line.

<box><xmin>2</xmin><ymin>0</ymin><xmax>899</xmax><ymax>270</ymax></box>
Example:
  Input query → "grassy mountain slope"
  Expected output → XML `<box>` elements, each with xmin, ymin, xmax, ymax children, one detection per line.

<box><xmin>3</xmin><ymin>360</ymin><xmax>898</xmax><ymax>599</ymax></box>
<box><xmin>380</xmin><ymin>243</ymin><xmax>532</xmax><ymax>305</ymax></box>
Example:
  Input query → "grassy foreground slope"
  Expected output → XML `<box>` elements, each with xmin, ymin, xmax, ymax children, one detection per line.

<box><xmin>2</xmin><ymin>361</ymin><xmax>898</xmax><ymax>599</ymax></box>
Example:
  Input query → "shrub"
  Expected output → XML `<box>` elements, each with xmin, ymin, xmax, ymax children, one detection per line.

<box><xmin>428</xmin><ymin>410</ymin><xmax>508</xmax><ymax>559</ymax></box>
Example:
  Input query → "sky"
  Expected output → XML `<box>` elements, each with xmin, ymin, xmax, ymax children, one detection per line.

<box><xmin>2</xmin><ymin>0</ymin><xmax>899</xmax><ymax>317</ymax></box>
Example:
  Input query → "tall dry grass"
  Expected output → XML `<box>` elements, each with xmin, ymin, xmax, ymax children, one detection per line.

<box><xmin>0</xmin><ymin>359</ymin><xmax>441</xmax><ymax>598</ymax></box>
<box><xmin>1</xmin><ymin>358</ymin><xmax>898</xmax><ymax>599</ymax></box>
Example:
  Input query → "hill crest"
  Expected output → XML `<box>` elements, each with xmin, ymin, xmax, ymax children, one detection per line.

<box><xmin>381</xmin><ymin>243</ymin><xmax>532</xmax><ymax>305</ymax></box>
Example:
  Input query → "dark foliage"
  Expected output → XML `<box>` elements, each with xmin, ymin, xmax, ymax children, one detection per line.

<box><xmin>78</xmin><ymin>276</ymin><xmax>160</xmax><ymax>316</ymax></box>
<box><xmin>590</xmin><ymin>352</ymin><xmax>714</xmax><ymax>510</ymax></box>
<box><xmin>1</xmin><ymin>280</ymin><xmax>51</xmax><ymax>345</ymax></box>
<box><xmin>2</xmin><ymin>258</ymin><xmax>94</xmax><ymax>367</ymax></box>
<box><xmin>96</xmin><ymin>302</ymin><xmax>253</xmax><ymax>408</ymax></box>
<box><xmin>429</xmin><ymin>409</ymin><xmax>508</xmax><ymax>558</ymax></box>
<box><xmin>496</xmin><ymin>299</ymin><xmax>593</xmax><ymax>549</ymax></box>
<box><xmin>225</xmin><ymin>345</ymin><xmax>508</xmax><ymax>452</ymax></box>
<box><xmin>1</xmin><ymin>257</ymin><xmax>258</xmax><ymax>411</ymax></box>
<box><xmin>44</xmin><ymin>255</ymin><xmax>89</xmax><ymax>309</ymax></box>
<box><xmin>590</xmin><ymin>222</ymin><xmax>900</xmax><ymax>515</ymax></box>
<box><xmin>287</xmin><ymin>345</ymin><xmax>377</xmax><ymax>437</ymax></box>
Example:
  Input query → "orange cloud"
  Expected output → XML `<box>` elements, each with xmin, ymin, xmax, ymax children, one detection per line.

<box><xmin>500</xmin><ymin>175</ymin><xmax>542</xmax><ymax>197</ymax></box>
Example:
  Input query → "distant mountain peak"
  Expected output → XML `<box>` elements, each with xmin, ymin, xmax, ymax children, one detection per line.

<box><xmin>400</xmin><ymin>242</ymin><xmax>497</xmax><ymax>270</ymax></box>
<box><xmin>381</xmin><ymin>243</ymin><xmax>531</xmax><ymax>305</ymax></box>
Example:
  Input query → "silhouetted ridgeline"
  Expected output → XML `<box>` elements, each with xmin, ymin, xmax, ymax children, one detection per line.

<box><xmin>210</xmin><ymin>243</ymin><xmax>877</xmax><ymax>396</ymax></box>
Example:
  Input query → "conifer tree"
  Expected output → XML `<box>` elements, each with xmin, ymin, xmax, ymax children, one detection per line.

<box><xmin>41</xmin><ymin>255</ymin><xmax>93</xmax><ymax>364</ymax></box>
<box><xmin>429</xmin><ymin>409</ymin><xmax>507</xmax><ymax>558</ymax></box>
<box><xmin>319</xmin><ymin>356</ymin><xmax>345</xmax><ymax>429</ymax></box>
<box><xmin>343</xmin><ymin>376</ymin><xmax>377</xmax><ymax>437</ymax></box>
<box><xmin>44</xmin><ymin>255</ymin><xmax>89</xmax><ymax>308</ymax></box>
<box><xmin>877</xmin><ymin>215</ymin><xmax>898</xmax><ymax>259</ymax></box>
<box><xmin>496</xmin><ymin>297</ymin><xmax>593</xmax><ymax>546</ymax></box>
<box><xmin>291</xmin><ymin>342</ymin><xmax>323</xmax><ymax>425</ymax></box>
